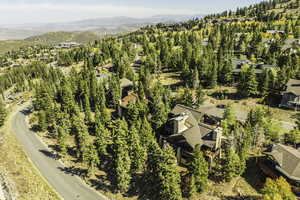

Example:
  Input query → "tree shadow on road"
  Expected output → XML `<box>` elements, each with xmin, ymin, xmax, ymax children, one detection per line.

<box><xmin>57</xmin><ymin>166</ymin><xmax>87</xmax><ymax>177</ymax></box>
<box><xmin>39</xmin><ymin>149</ymin><xmax>61</xmax><ymax>160</ymax></box>
<box><xmin>20</xmin><ymin>108</ymin><xmax>32</xmax><ymax>116</ymax></box>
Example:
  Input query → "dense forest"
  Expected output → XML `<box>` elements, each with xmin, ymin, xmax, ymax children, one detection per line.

<box><xmin>0</xmin><ymin>0</ymin><xmax>299</xmax><ymax>199</ymax></box>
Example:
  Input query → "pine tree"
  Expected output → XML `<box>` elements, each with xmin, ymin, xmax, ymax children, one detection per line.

<box><xmin>83</xmin><ymin>93</ymin><xmax>92</xmax><ymax>124</ymax></box>
<box><xmin>223</xmin><ymin>104</ymin><xmax>236</xmax><ymax>126</ymax></box>
<box><xmin>60</xmin><ymin>79</ymin><xmax>77</xmax><ymax>116</ymax></box>
<box><xmin>94</xmin><ymin>123</ymin><xmax>111</xmax><ymax>163</ymax></box>
<box><xmin>111</xmin><ymin>119</ymin><xmax>131</xmax><ymax>192</ymax></box>
<box><xmin>72</xmin><ymin>113</ymin><xmax>90</xmax><ymax>160</ymax></box>
<box><xmin>223</xmin><ymin>148</ymin><xmax>243</xmax><ymax>182</ymax></box>
<box><xmin>33</xmin><ymin>85</ymin><xmax>52</xmax><ymax>111</ymax></box>
<box><xmin>209</xmin><ymin>64</ymin><xmax>218</xmax><ymax>89</ymax></box>
<box><xmin>83</xmin><ymin>143</ymin><xmax>100</xmax><ymax>177</ymax></box>
<box><xmin>151</xmin><ymin>95</ymin><xmax>168</xmax><ymax>130</ymax></box>
<box><xmin>139</xmin><ymin>117</ymin><xmax>155</xmax><ymax>149</ymax></box>
<box><xmin>156</xmin><ymin>145</ymin><xmax>182</xmax><ymax>200</ymax></box>
<box><xmin>221</xmin><ymin>105</ymin><xmax>236</xmax><ymax>136</ymax></box>
<box><xmin>181</xmin><ymin>87</ymin><xmax>194</xmax><ymax>107</ymax></box>
<box><xmin>95</xmin><ymin>104</ymin><xmax>111</xmax><ymax>126</ymax></box>
<box><xmin>127</xmin><ymin>102</ymin><xmax>140</xmax><ymax>125</ymax></box>
<box><xmin>57</xmin><ymin>126</ymin><xmax>68</xmax><ymax>155</ymax></box>
<box><xmin>114</xmin><ymin>145</ymin><xmax>131</xmax><ymax>192</ymax></box>
<box><xmin>0</xmin><ymin>100</ymin><xmax>6</xmax><ymax>127</ymax></box>
<box><xmin>37</xmin><ymin>111</ymin><xmax>47</xmax><ymax>131</ymax></box>
<box><xmin>196</xmin><ymin>86</ymin><xmax>205</xmax><ymax>107</ymax></box>
<box><xmin>109</xmin><ymin>76</ymin><xmax>121</xmax><ymax>108</ymax></box>
<box><xmin>241</xmin><ymin>67</ymin><xmax>258</xmax><ymax>97</ymax></box>
<box><xmin>129</xmin><ymin>125</ymin><xmax>147</xmax><ymax>172</ymax></box>
<box><xmin>186</xmin><ymin>175</ymin><xmax>196</xmax><ymax>198</ymax></box>
<box><xmin>192</xmin><ymin>67</ymin><xmax>200</xmax><ymax>89</ymax></box>
<box><xmin>188</xmin><ymin>145</ymin><xmax>209</xmax><ymax>192</ymax></box>
<box><xmin>261</xmin><ymin>69</ymin><xmax>270</xmax><ymax>97</ymax></box>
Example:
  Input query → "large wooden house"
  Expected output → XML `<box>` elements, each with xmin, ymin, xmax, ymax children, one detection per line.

<box><xmin>280</xmin><ymin>79</ymin><xmax>300</xmax><ymax>110</ymax></box>
<box><xmin>162</xmin><ymin>104</ymin><xmax>224</xmax><ymax>166</ymax></box>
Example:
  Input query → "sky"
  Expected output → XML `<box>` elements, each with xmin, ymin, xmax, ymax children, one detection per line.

<box><xmin>0</xmin><ymin>0</ymin><xmax>265</xmax><ymax>25</ymax></box>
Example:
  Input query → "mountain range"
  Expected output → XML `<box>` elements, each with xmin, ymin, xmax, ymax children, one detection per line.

<box><xmin>0</xmin><ymin>14</ymin><xmax>202</xmax><ymax>40</ymax></box>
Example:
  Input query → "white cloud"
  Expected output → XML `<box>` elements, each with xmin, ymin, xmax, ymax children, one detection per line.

<box><xmin>0</xmin><ymin>3</ymin><xmax>195</xmax><ymax>25</ymax></box>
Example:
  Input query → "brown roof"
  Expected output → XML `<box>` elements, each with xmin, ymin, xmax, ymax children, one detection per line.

<box><xmin>120</xmin><ymin>92</ymin><xmax>139</xmax><ymax>108</ymax></box>
<box><xmin>266</xmin><ymin>144</ymin><xmax>300</xmax><ymax>181</ymax></box>
<box><xmin>285</xmin><ymin>79</ymin><xmax>300</xmax><ymax>96</ymax></box>
<box><xmin>102</xmin><ymin>63</ymin><xmax>114</xmax><ymax>68</ymax></box>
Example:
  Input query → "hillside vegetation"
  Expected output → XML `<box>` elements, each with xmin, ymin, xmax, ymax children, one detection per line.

<box><xmin>0</xmin><ymin>0</ymin><xmax>299</xmax><ymax>200</ymax></box>
<box><xmin>0</xmin><ymin>40</ymin><xmax>38</xmax><ymax>54</ymax></box>
<box><xmin>25</xmin><ymin>31</ymin><xmax>101</xmax><ymax>44</ymax></box>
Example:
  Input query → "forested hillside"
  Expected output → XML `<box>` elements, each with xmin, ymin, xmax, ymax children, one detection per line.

<box><xmin>0</xmin><ymin>0</ymin><xmax>299</xmax><ymax>200</ymax></box>
<box><xmin>25</xmin><ymin>31</ymin><xmax>101</xmax><ymax>44</ymax></box>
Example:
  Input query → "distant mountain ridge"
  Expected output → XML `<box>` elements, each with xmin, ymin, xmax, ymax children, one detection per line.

<box><xmin>0</xmin><ymin>14</ymin><xmax>203</xmax><ymax>40</ymax></box>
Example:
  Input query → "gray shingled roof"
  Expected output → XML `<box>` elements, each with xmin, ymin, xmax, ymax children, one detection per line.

<box><xmin>266</xmin><ymin>144</ymin><xmax>300</xmax><ymax>182</ymax></box>
<box><xmin>285</xmin><ymin>79</ymin><xmax>300</xmax><ymax>96</ymax></box>
<box><xmin>282</xmin><ymin>38</ymin><xmax>299</xmax><ymax>50</ymax></box>
<box><xmin>120</xmin><ymin>78</ymin><xmax>133</xmax><ymax>88</ymax></box>
<box><xmin>96</xmin><ymin>73</ymin><xmax>112</xmax><ymax>82</ymax></box>
<box><xmin>198</xmin><ymin>104</ymin><xmax>247</xmax><ymax>122</ymax></box>
<box><xmin>170</xmin><ymin>105</ymin><xmax>216</xmax><ymax>149</ymax></box>
<box><xmin>171</xmin><ymin>104</ymin><xmax>204</xmax><ymax>122</ymax></box>
<box><xmin>172</xmin><ymin>110</ymin><xmax>203</xmax><ymax>149</ymax></box>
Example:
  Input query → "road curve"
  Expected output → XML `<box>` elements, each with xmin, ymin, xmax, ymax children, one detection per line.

<box><xmin>11</xmin><ymin>108</ymin><xmax>108</xmax><ymax>200</ymax></box>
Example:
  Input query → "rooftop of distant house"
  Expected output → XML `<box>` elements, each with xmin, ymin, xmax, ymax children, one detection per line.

<box><xmin>120</xmin><ymin>92</ymin><xmax>139</xmax><ymax>108</ymax></box>
<box><xmin>120</xmin><ymin>78</ymin><xmax>133</xmax><ymax>89</ymax></box>
<box><xmin>265</xmin><ymin>144</ymin><xmax>300</xmax><ymax>182</ymax></box>
<box><xmin>96</xmin><ymin>73</ymin><xmax>112</xmax><ymax>82</ymax></box>
<box><xmin>266</xmin><ymin>30</ymin><xmax>285</xmax><ymax>34</ymax></box>
<box><xmin>284</xmin><ymin>79</ymin><xmax>300</xmax><ymax>96</ymax></box>
<box><xmin>282</xmin><ymin>38</ymin><xmax>300</xmax><ymax>50</ymax></box>
<box><xmin>232</xmin><ymin>58</ymin><xmax>278</xmax><ymax>74</ymax></box>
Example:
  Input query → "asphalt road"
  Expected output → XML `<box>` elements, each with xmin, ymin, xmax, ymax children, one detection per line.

<box><xmin>11</xmin><ymin>108</ymin><xmax>108</xmax><ymax>200</ymax></box>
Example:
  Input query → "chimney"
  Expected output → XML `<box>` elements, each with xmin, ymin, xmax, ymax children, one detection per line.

<box><xmin>174</xmin><ymin>113</ymin><xmax>189</xmax><ymax>134</ymax></box>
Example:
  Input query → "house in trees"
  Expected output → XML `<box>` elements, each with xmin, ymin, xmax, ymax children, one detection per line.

<box><xmin>10</xmin><ymin>63</ymin><xmax>21</xmax><ymax>68</ymax></box>
<box><xmin>232</xmin><ymin>58</ymin><xmax>278</xmax><ymax>76</ymax></box>
<box><xmin>232</xmin><ymin>58</ymin><xmax>251</xmax><ymax>73</ymax></box>
<box><xmin>118</xmin><ymin>92</ymin><xmax>139</xmax><ymax>117</ymax></box>
<box><xmin>266</xmin><ymin>30</ymin><xmax>285</xmax><ymax>35</ymax></box>
<box><xmin>96</xmin><ymin>73</ymin><xmax>113</xmax><ymax>82</ymax></box>
<box><xmin>162</xmin><ymin>104</ymin><xmax>224</xmax><ymax>166</ymax></box>
<box><xmin>280</xmin><ymin>79</ymin><xmax>300</xmax><ymax>110</ymax></box>
<box><xmin>120</xmin><ymin>78</ymin><xmax>134</xmax><ymax>97</ymax></box>
<box><xmin>259</xmin><ymin>144</ymin><xmax>300</xmax><ymax>195</ymax></box>
<box><xmin>55</xmin><ymin>42</ymin><xmax>80</xmax><ymax>49</ymax></box>
<box><xmin>118</xmin><ymin>78</ymin><xmax>135</xmax><ymax>117</ymax></box>
<box><xmin>282</xmin><ymin>38</ymin><xmax>300</xmax><ymax>51</ymax></box>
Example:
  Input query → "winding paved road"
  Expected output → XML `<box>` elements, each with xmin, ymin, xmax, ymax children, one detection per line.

<box><xmin>11</xmin><ymin>108</ymin><xmax>107</xmax><ymax>200</ymax></box>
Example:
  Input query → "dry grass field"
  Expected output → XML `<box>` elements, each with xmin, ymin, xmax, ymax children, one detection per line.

<box><xmin>0</xmin><ymin>104</ymin><xmax>60</xmax><ymax>200</ymax></box>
